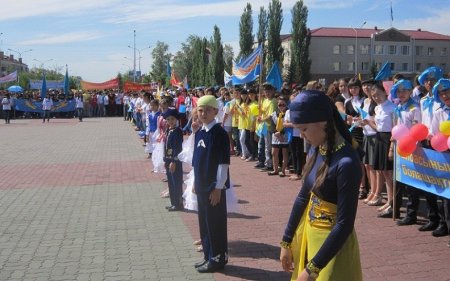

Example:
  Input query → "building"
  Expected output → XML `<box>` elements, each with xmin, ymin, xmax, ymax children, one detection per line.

<box><xmin>0</xmin><ymin>51</ymin><xmax>29</xmax><ymax>77</ymax></box>
<box><xmin>281</xmin><ymin>27</ymin><xmax>450</xmax><ymax>84</ymax></box>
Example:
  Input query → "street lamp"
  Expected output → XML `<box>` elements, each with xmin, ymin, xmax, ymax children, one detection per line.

<box><xmin>33</xmin><ymin>58</ymin><xmax>54</xmax><ymax>69</ymax></box>
<box><xmin>8</xmin><ymin>48</ymin><xmax>33</xmax><ymax>59</ymax></box>
<box><xmin>352</xmin><ymin>21</ymin><xmax>367</xmax><ymax>76</ymax></box>
<box><xmin>128</xmin><ymin>45</ymin><xmax>151</xmax><ymax>82</ymax></box>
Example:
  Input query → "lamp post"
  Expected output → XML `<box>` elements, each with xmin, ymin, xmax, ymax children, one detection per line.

<box><xmin>128</xmin><ymin>45</ymin><xmax>151</xmax><ymax>82</ymax></box>
<box><xmin>33</xmin><ymin>58</ymin><xmax>54</xmax><ymax>69</ymax></box>
<box><xmin>8</xmin><ymin>48</ymin><xmax>33</xmax><ymax>60</ymax></box>
<box><xmin>352</xmin><ymin>21</ymin><xmax>367</xmax><ymax>77</ymax></box>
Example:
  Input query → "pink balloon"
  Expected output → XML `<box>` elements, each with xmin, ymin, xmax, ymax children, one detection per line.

<box><xmin>447</xmin><ymin>136</ymin><xmax>450</xmax><ymax>150</ymax></box>
<box><xmin>431</xmin><ymin>133</ymin><xmax>449</xmax><ymax>152</ymax></box>
<box><xmin>391</xmin><ymin>124</ymin><xmax>410</xmax><ymax>141</ymax></box>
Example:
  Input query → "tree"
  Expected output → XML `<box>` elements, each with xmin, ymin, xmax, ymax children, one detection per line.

<box><xmin>150</xmin><ymin>41</ymin><xmax>171</xmax><ymax>85</ymax></box>
<box><xmin>257</xmin><ymin>6</ymin><xmax>269</xmax><ymax>78</ymax></box>
<box><xmin>190</xmin><ymin>37</ymin><xmax>210</xmax><ymax>87</ymax></box>
<box><xmin>223</xmin><ymin>44</ymin><xmax>234</xmax><ymax>74</ymax></box>
<box><xmin>211</xmin><ymin>25</ymin><xmax>225</xmax><ymax>85</ymax></box>
<box><xmin>267</xmin><ymin>0</ymin><xmax>283</xmax><ymax>72</ymax></box>
<box><xmin>288</xmin><ymin>0</ymin><xmax>311</xmax><ymax>84</ymax></box>
<box><xmin>239</xmin><ymin>3</ymin><xmax>253</xmax><ymax>59</ymax></box>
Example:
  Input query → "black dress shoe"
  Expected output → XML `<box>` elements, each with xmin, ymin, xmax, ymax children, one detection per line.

<box><xmin>194</xmin><ymin>260</ymin><xmax>207</xmax><ymax>268</ymax></box>
<box><xmin>432</xmin><ymin>224</ymin><xmax>449</xmax><ymax>237</ymax></box>
<box><xmin>196</xmin><ymin>261</ymin><xmax>225</xmax><ymax>273</ymax></box>
<box><xmin>396</xmin><ymin>216</ymin><xmax>417</xmax><ymax>226</ymax></box>
<box><xmin>358</xmin><ymin>189</ymin><xmax>368</xmax><ymax>200</ymax></box>
<box><xmin>254</xmin><ymin>163</ymin><xmax>265</xmax><ymax>168</ymax></box>
<box><xmin>418</xmin><ymin>221</ymin><xmax>439</xmax><ymax>232</ymax></box>
<box><xmin>167</xmin><ymin>206</ymin><xmax>183</xmax><ymax>212</ymax></box>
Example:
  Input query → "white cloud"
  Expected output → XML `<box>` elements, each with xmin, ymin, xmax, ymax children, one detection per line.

<box><xmin>18</xmin><ymin>32</ymin><xmax>103</xmax><ymax>45</ymax></box>
<box><xmin>396</xmin><ymin>8</ymin><xmax>450</xmax><ymax>35</ymax></box>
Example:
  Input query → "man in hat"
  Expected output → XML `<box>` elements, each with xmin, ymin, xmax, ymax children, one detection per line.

<box><xmin>163</xmin><ymin>108</ymin><xmax>184</xmax><ymax>211</ymax></box>
<box><xmin>192</xmin><ymin>95</ymin><xmax>230</xmax><ymax>273</ymax></box>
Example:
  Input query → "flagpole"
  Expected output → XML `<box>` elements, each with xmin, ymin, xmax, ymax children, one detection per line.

<box><xmin>258</xmin><ymin>43</ymin><xmax>264</xmax><ymax>114</ymax></box>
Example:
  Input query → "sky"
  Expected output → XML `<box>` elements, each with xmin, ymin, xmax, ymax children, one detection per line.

<box><xmin>1</xmin><ymin>0</ymin><xmax>449</xmax><ymax>82</ymax></box>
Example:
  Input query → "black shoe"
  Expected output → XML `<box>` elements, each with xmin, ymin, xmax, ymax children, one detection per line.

<box><xmin>165</xmin><ymin>205</ymin><xmax>173</xmax><ymax>210</ymax></box>
<box><xmin>358</xmin><ymin>189</ymin><xmax>368</xmax><ymax>200</ymax></box>
<box><xmin>261</xmin><ymin>166</ymin><xmax>273</xmax><ymax>171</ymax></box>
<box><xmin>194</xmin><ymin>260</ymin><xmax>207</xmax><ymax>268</ymax></box>
<box><xmin>432</xmin><ymin>224</ymin><xmax>448</xmax><ymax>237</ymax></box>
<box><xmin>418</xmin><ymin>221</ymin><xmax>439</xmax><ymax>232</ymax></box>
<box><xmin>377</xmin><ymin>207</ymin><xmax>400</xmax><ymax>219</ymax></box>
<box><xmin>196</xmin><ymin>261</ymin><xmax>225</xmax><ymax>273</ymax></box>
<box><xmin>397</xmin><ymin>216</ymin><xmax>417</xmax><ymax>226</ymax></box>
<box><xmin>254</xmin><ymin>163</ymin><xmax>265</xmax><ymax>168</ymax></box>
<box><xmin>167</xmin><ymin>205</ymin><xmax>183</xmax><ymax>212</ymax></box>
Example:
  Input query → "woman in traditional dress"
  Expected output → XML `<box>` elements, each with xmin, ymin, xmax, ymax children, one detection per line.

<box><xmin>280</xmin><ymin>90</ymin><xmax>362</xmax><ymax>281</ymax></box>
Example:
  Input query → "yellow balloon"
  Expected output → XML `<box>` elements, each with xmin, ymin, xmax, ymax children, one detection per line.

<box><xmin>440</xmin><ymin>120</ymin><xmax>450</xmax><ymax>136</ymax></box>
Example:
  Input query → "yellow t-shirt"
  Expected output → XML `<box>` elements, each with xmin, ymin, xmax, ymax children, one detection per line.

<box><xmin>247</xmin><ymin>101</ymin><xmax>258</xmax><ymax>131</ymax></box>
<box><xmin>238</xmin><ymin>102</ymin><xmax>248</xmax><ymax>130</ymax></box>
<box><xmin>230</xmin><ymin>99</ymin><xmax>241</xmax><ymax>128</ymax></box>
<box><xmin>261</xmin><ymin>98</ymin><xmax>277</xmax><ymax>131</ymax></box>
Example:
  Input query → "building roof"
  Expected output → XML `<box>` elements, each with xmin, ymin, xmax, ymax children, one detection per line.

<box><xmin>307</xmin><ymin>27</ymin><xmax>450</xmax><ymax>41</ymax></box>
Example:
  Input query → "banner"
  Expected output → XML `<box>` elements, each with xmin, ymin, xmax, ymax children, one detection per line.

<box><xmin>0</xmin><ymin>71</ymin><xmax>17</xmax><ymax>84</ymax></box>
<box><xmin>123</xmin><ymin>81</ymin><xmax>154</xmax><ymax>92</ymax></box>
<box><xmin>395</xmin><ymin>146</ymin><xmax>450</xmax><ymax>199</ymax></box>
<box><xmin>14</xmin><ymin>99</ymin><xmax>76</xmax><ymax>113</ymax></box>
<box><xmin>80</xmin><ymin>78</ymin><xmax>119</xmax><ymax>90</ymax></box>
<box><xmin>29</xmin><ymin>79</ymin><xmax>64</xmax><ymax>90</ymax></box>
<box><xmin>232</xmin><ymin>44</ymin><xmax>262</xmax><ymax>85</ymax></box>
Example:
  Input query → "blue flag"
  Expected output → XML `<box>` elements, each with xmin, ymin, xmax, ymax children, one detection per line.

<box><xmin>41</xmin><ymin>72</ymin><xmax>47</xmax><ymax>99</ymax></box>
<box><xmin>374</xmin><ymin>61</ymin><xmax>391</xmax><ymax>81</ymax></box>
<box><xmin>265</xmin><ymin>61</ymin><xmax>283</xmax><ymax>91</ymax></box>
<box><xmin>64</xmin><ymin>66</ymin><xmax>69</xmax><ymax>96</ymax></box>
<box><xmin>166</xmin><ymin>60</ymin><xmax>171</xmax><ymax>77</ymax></box>
<box><xmin>232</xmin><ymin>45</ymin><xmax>262</xmax><ymax>85</ymax></box>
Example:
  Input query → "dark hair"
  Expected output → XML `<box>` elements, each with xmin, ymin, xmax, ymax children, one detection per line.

<box><xmin>347</xmin><ymin>78</ymin><xmax>362</xmax><ymax>88</ymax></box>
<box><xmin>150</xmin><ymin>99</ymin><xmax>159</xmax><ymax>106</ymax></box>
<box><xmin>393</xmin><ymin>73</ymin><xmax>405</xmax><ymax>82</ymax></box>
<box><xmin>370</xmin><ymin>82</ymin><xmax>386</xmax><ymax>93</ymax></box>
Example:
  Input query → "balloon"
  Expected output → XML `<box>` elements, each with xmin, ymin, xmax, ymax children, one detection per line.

<box><xmin>398</xmin><ymin>135</ymin><xmax>417</xmax><ymax>154</ymax></box>
<box><xmin>440</xmin><ymin>120</ymin><xmax>450</xmax><ymax>136</ymax></box>
<box><xmin>430</xmin><ymin>133</ymin><xmax>449</xmax><ymax>152</ymax></box>
<box><xmin>391</xmin><ymin>124</ymin><xmax>409</xmax><ymax>141</ymax></box>
<box><xmin>447</xmin><ymin>136</ymin><xmax>450</xmax><ymax>150</ymax></box>
<box><xmin>409</xmin><ymin>124</ymin><xmax>429</xmax><ymax>141</ymax></box>
<box><xmin>397</xmin><ymin>147</ymin><xmax>411</xmax><ymax>157</ymax></box>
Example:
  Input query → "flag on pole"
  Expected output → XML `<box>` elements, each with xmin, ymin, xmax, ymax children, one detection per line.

<box><xmin>231</xmin><ymin>45</ymin><xmax>262</xmax><ymax>85</ymax></box>
<box><xmin>41</xmin><ymin>71</ymin><xmax>47</xmax><ymax>99</ymax></box>
<box><xmin>170</xmin><ymin>71</ymin><xmax>181</xmax><ymax>87</ymax></box>
<box><xmin>183</xmin><ymin>75</ymin><xmax>189</xmax><ymax>90</ymax></box>
<box><xmin>390</xmin><ymin>1</ymin><xmax>394</xmax><ymax>22</ymax></box>
<box><xmin>224</xmin><ymin>70</ymin><xmax>232</xmax><ymax>86</ymax></box>
<box><xmin>0</xmin><ymin>71</ymin><xmax>17</xmax><ymax>84</ymax></box>
<box><xmin>63</xmin><ymin>65</ymin><xmax>69</xmax><ymax>96</ymax></box>
<box><xmin>374</xmin><ymin>61</ymin><xmax>392</xmax><ymax>81</ymax></box>
<box><xmin>265</xmin><ymin>61</ymin><xmax>283</xmax><ymax>91</ymax></box>
<box><xmin>166</xmin><ymin>60</ymin><xmax>171</xmax><ymax>77</ymax></box>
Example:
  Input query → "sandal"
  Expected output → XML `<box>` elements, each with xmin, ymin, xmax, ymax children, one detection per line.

<box><xmin>193</xmin><ymin>240</ymin><xmax>202</xmax><ymax>246</ymax></box>
<box><xmin>278</xmin><ymin>172</ymin><xmax>286</xmax><ymax>177</ymax></box>
<box><xmin>377</xmin><ymin>203</ymin><xmax>391</xmax><ymax>212</ymax></box>
<box><xmin>363</xmin><ymin>192</ymin><xmax>374</xmax><ymax>204</ymax></box>
<box><xmin>367</xmin><ymin>195</ymin><xmax>383</xmax><ymax>206</ymax></box>
<box><xmin>268</xmin><ymin>171</ymin><xmax>278</xmax><ymax>176</ymax></box>
<box><xmin>289</xmin><ymin>175</ymin><xmax>301</xmax><ymax>181</ymax></box>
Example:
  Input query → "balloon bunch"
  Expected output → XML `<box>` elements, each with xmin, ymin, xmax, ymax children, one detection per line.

<box><xmin>430</xmin><ymin>120</ymin><xmax>450</xmax><ymax>152</ymax></box>
<box><xmin>391</xmin><ymin>123</ymin><xmax>428</xmax><ymax>157</ymax></box>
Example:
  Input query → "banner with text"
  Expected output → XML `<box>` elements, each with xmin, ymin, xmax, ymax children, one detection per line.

<box><xmin>29</xmin><ymin>79</ymin><xmax>64</xmax><ymax>90</ymax></box>
<box><xmin>395</xmin><ymin>146</ymin><xmax>450</xmax><ymax>199</ymax></box>
<box><xmin>123</xmin><ymin>81</ymin><xmax>154</xmax><ymax>92</ymax></box>
<box><xmin>14</xmin><ymin>99</ymin><xmax>76</xmax><ymax>113</ymax></box>
<box><xmin>0</xmin><ymin>71</ymin><xmax>17</xmax><ymax>84</ymax></box>
<box><xmin>80</xmin><ymin>78</ymin><xmax>119</xmax><ymax>90</ymax></box>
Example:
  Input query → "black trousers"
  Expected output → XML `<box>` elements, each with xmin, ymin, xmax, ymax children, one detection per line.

<box><xmin>3</xmin><ymin>110</ymin><xmax>10</xmax><ymax>123</ymax></box>
<box><xmin>231</xmin><ymin>127</ymin><xmax>241</xmax><ymax>154</ymax></box>
<box><xmin>197</xmin><ymin>189</ymin><xmax>228</xmax><ymax>264</ymax></box>
<box><xmin>290</xmin><ymin>136</ymin><xmax>304</xmax><ymax>176</ymax></box>
<box><xmin>444</xmin><ymin>198</ymin><xmax>450</xmax><ymax>233</ymax></box>
<box><xmin>396</xmin><ymin>182</ymin><xmax>439</xmax><ymax>222</ymax></box>
<box><xmin>165</xmin><ymin>161</ymin><xmax>183</xmax><ymax>208</ymax></box>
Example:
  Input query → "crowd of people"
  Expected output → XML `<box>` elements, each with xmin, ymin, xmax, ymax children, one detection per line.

<box><xmin>118</xmin><ymin>65</ymin><xmax>449</xmax><ymax>280</ymax></box>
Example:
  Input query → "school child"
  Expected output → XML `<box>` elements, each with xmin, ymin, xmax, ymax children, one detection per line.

<box><xmin>2</xmin><ymin>93</ymin><xmax>12</xmax><ymax>124</ymax></box>
<box><xmin>268</xmin><ymin>96</ymin><xmax>289</xmax><ymax>177</ymax></box>
<box><xmin>237</xmin><ymin>89</ymin><xmax>250</xmax><ymax>160</ymax></box>
<box><xmin>163</xmin><ymin>108</ymin><xmax>184</xmax><ymax>212</ymax></box>
<box><xmin>229</xmin><ymin>88</ymin><xmax>242</xmax><ymax>156</ymax></box>
<box><xmin>145</xmin><ymin>99</ymin><xmax>161</xmax><ymax>157</ymax></box>
<box><xmin>42</xmin><ymin>94</ymin><xmax>53</xmax><ymax>123</ymax></box>
<box><xmin>246</xmin><ymin>89</ymin><xmax>259</xmax><ymax>161</ymax></box>
<box><xmin>192</xmin><ymin>95</ymin><xmax>230</xmax><ymax>273</ymax></box>
<box><xmin>221</xmin><ymin>91</ymin><xmax>234</xmax><ymax>154</ymax></box>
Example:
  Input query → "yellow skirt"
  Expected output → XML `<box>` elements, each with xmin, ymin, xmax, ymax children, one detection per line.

<box><xmin>290</xmin><ymin>194</ymin><xmax>362</xmax><ymax>281</ymax></box>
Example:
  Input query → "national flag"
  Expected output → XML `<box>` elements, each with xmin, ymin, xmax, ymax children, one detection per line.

<box><xmin>231</xmin><ymin>45</ymin><xmax>262</xmax><ymax>85</ymax></box>
<box><xmin>170</xmin><ymin>71</ymin><xmax>181</xmax><ymax>87</ymax></box>
<box><xmin>224</xmin><ymin>70</ymin><xmax>232</xmax><ymax>86</ymax></box>
<box><xmin>183</xmin><ymin>75</ymin><xmax>189</xmax><ymax>90</ymax></box>
<box><xmin>265</xmin><ymin>61</ymin><xmax>283</xmax><ymax>91</ymax></box>
<box><xmin>63</xmin><ymin>65</ymin><xmax>69</xmax><ymax>96</ymax></box>
<box><xmin>41</xmin><ymin>71</ymin><xmax>47</xmax><ymax>99</ymax></box>
<box><xmin>374</xmin><ymin>61</ymin><xmax>392</xmax><ymax>81</ymax></box>
<box><xmin>166</xmin><ymin>60</ymin><xmax>171</xmax><ymax>77</ymax></box>
<box><xmin>390</xmin><ymin>1</ymin><xmax>394</xmax><ymax>22</ymax></box>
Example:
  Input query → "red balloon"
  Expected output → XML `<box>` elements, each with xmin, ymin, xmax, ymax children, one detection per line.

<box><xmin>398</xmin><ymin>135</ymin><xmax>417</xmax><ymax>154</ymax></box>
<box><xmin>397</xmin><ymin>147</ymin><xmax>412</xmax><ymax>157</ymax></box>
<box><xmin>409</xmin><ymin>124</ymin><xmax>429</xmax><ymax>141</ymax></box>
<box><xmin>431</xmin><ymin>133</ymin><xmax>449</xmax><ymax>152</ymax></box>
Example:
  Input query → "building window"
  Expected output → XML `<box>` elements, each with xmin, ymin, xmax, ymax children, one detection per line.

<box><xmin>361</xmin><ymin>62</ymin><xmax>369</xmax><ymax>71</ymax></box>
<box><xmin>402</xmin><ymin>63</ymin><xmax>408</xmax><ymax>71</ymax></box>
<box><xmin>415</xmin><ymin>46</ymin><xmax>422</xmax><ymax>56</ymax></box>
<box><xmin>360</xmin><ymin>45</ymin><xmax>369</xmax><ymax>55</ymax></box>
<box><xmin>388</xmin><ymin>45</ymin><xmax>397</xmax><ymax>55</ymax></box>
<box><xmin>374</xmin><ymin>45</ymin><xmax>383</xmax><ymax>55</ymax></box>
<box><xmin>415</xmin><ymin>63</ymin><xmax>421</xmax><ymax>72</ymax></box>
<box><xmin>390</xmin><ymin>63</ymin><xmax>395</xmax><ymax>70</ymax></box>
<box><xmin>428</xmin><ymin>47</ymin><xmax>434</xmax><ymax>56</ymax></box>
<box><xmin>441</xmin><ymin>48</ymin><xmax>447</xmax><ymax>56</ymax></box>
<box><xmin>333</xmin><ymin>62</ymin><xmax>341</xmax><ymax>71</ymax></box>
<box><xmin>348</xmin><ymin>62</ymin><xmax>354</xmax><ymax>71</ymax></box>
<box><xmin>347</xmin><ymin>45</ymin><xmax>354</xmax><ymax>55</ymax></box>
<box><xmin>333</xmin><ymin>45</ymin><xmax>340</xmax><ymax>54</ymax></box>
<box><xmin>440</xmin><ymin>63</ymin><xmax>447</xmax><ymax>71</ymax></box>
<box><xmin>401</xmin><ymin>46</ymin><xmax>409</xmax><ymax>55</ymax></box>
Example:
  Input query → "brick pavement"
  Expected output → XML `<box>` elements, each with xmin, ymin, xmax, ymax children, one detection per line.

<box><xmin>1</xmin><ymin>118</ymin><xmax>449</xmax><ymax>281</ymax></box>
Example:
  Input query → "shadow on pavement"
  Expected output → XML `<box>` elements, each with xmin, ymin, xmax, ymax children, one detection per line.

<box><xmin>229</xmin><ymin>240</ymin><xmax>279</xmax><ymax>260</ymax></box>
<box><xmin>228</xmin><ymin>213</ymin><xmax>261</xmax><ymax>219</ymax></box>
<box><xmin>221</xmin><ymin>264</ymin><xmax>290</xmax><ymax>281</ymax></box>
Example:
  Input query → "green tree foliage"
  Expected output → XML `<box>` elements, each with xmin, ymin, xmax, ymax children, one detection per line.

<box><xmin>288</xmin><ymin>0</ymin><xmax>311</xmax><ymax>84</ymax></box>
<box><xmin>223</xmin><ymin>44</ymin><xmax>234</xmax><ymax>74</ymax></box>
<box><xmin>239</xmin><ymin>3</ymin><xmax>253</xmax><ymax>59</ymax></box>
<box><xmin>211</xmin><ymin>25</ymin><xmax>225</xmax><ymax>85</ymax></box>
<box><xmin>267</xmin><ymin>0</ymin><xmax>283</xmax><ymax>72</ymax></box>
<box><xmin>190</xmin><ymin>37</ymin><xmax>210</xmax><ymax>87</ymax></box>
<box><xmin>150</xmin><ymin>41</ymin><xmax>171</xmax><ymax>85</ymax></box>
